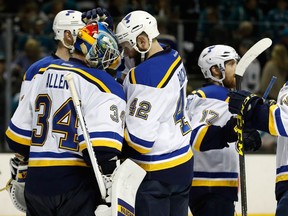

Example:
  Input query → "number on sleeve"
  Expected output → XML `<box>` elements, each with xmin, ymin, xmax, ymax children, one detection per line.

<box><xmin>174</xmin><ymin>89</ymin><xmax>192</xmax><ymax>135</ymax></box>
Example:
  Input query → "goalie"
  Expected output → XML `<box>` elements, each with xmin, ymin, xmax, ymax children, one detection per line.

<box><xmin>5</xmin><ymin>20</ymin><xmax>126</xmax><ymax>215</ymax></box>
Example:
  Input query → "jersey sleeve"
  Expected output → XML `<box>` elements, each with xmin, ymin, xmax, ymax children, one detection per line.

<box><xmin>77</xmin><ymin>80</ymin><xmax>126</xmax><ymax>164</ymax></box>
<box><xmin>5</xmin><ymin>81</ymin><xmax>35</xmax><ymax>158</ymax></box>
<box><xmin>253</xmin><ymin>83</ymin><xmax>288</xmax><ymax>136</ymax></box>
<box><xmin>186</xmin><ymin>94</ymin><xmax>234</xmax><ymax>151</ymax></box>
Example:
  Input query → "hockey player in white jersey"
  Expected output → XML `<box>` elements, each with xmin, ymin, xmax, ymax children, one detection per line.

<box><xmin>5</xmin><ymin>9</ymin><xmax>85</xmax><ymax>213</ymax></box>
<box><xmin>229</xmin><ymin>82</ymin><xmax>288</xmax><ymax>216</ymax></box>
<box><xmin>187</xmin><ymin>45</ymin><xmax>262</xmax><ymax>216</ymax></box>
<box><xmin>5</xmin><ymin>21</ymin><xmax>125</xmax><ymax>216</ymax></box>
<box><xmin>115</xmin><ymin>10</ymin><xmax>193</xmax><ymax>216</ymax></box>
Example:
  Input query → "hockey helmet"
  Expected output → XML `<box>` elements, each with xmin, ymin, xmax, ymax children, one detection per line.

<box><xmin>115</xmin><ymin>10</ymin><xmax>159</xmax><ymax>54</ymax></box>
<box><xmin>198</xmin><ymin>45</ymin><xmax>239</xmax><ymax>83</ymax></box>
<box><xmin>74</xmin><ymin>21</ymin><xmax>120</xmax><ymax>69</ymax></box>
<box><xmin>53</xmin><ymin>10</ymin><xmax>85</xmax><ymax>50</ymax></box>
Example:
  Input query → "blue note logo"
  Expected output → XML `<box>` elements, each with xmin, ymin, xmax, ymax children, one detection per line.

<box><xmin>124</xmin><ymin>14</ymin><xmax>132</xmax><ymax>24</ymax></box>
<box><xmin>66</xmin><ymin>10</ymin><xmax>75</xmax><ymax>16</ymax></box>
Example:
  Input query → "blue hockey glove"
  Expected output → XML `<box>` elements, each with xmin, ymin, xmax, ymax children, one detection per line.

<box><xmin>228</xmin><ymin>90</ymin><xmax>263</xmax><ymax>122</ymax></box>
<box><xmin>242</xmin><ymin>128</ymin><xmax>262</xmax><ymax>152</ymax></box>
<box><xmin>82</xmin><ymin>7</ymin><xmax>114</xmax><ymax>31</ymax></box>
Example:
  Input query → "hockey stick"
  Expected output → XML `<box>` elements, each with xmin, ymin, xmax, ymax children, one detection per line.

<box><xmin>64</xmin><ymin>73</ymin><xmax>107</xmax><ymax>200</ymax></box>
<box><xmin>235</xmin><ymin>37</ymin><xmax>272</xmax><ymax>216</ymax></box>
<box><xmin>262</xmin><ymin>76</ymin><xmax>277</xmax><ymax>101</ymax></box>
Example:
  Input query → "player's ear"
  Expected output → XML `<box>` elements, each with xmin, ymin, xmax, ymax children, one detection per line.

<box><xmin>136</xmin><ymin>34</ymin><xmax>149</xmax><ymax>51</ymax></box>
<box><xmin>63</xmin><ymin>30</ymin><xmax>74</xmax><ymax>46</ymax></box>
<box><xmin>210</xmin><ymin>66</ymin><xmax>221</xmax><ymax>78</ymax></box>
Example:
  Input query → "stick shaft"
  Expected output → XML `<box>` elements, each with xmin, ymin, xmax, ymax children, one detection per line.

<box><xmin>236</xmin><ymin>75</ymin><xmax>248</xmax><ymax>216</ymax></box>
<box><xmin>262</xmin><ymin>76</ymin><xmax>277</xmax><ymax>101</ymax></box>
<box><xmin>65</xmin><ymin>73</ymin><xmax>107</xmax><ymax>200</ymax></box>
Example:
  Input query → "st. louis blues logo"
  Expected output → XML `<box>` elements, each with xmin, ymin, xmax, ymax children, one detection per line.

<box><xmin>65</xmin><ymin>10</ymin><xmax>75</xmax><ymax>16</ymax></box>
<box><xmin>124</xmin><ymin>13</ymin><xmax>132</xmax><ymax>24</ymax></box>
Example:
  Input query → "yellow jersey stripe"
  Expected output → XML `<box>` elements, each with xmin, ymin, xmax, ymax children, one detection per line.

<box><xmin>276</xmin><ymin>174</ymin><xmax>288</xmax><ymax>183</ymax></box>
<box><xmin>130</xmin><ymin>68</ymin><xmax>136</xmax><ymax>84</ymax></box>
<box><xmin>29</xmin><ymin>160</ymin><xmax>88</xmax><ymax>167</ymax></box>
<box><xmin>138</xmin><ymin>148</ymin><xmax>193</xmax><ymax>171</ymax></box>
<box><xmin>5</xmin><ymin>129</ymin><xmax>31</xmax><ymax>146</ymax></box>
<box><xmin>47</xmin><ymin>64</ymin><xmax>111</xmax><ymax>93</ymax></box>
<box><xmin>197</xmin><ymin>90</ymin><xmax>206</xmax><ymax>98</ymax></box>
<box><xmin>192</xmin><ymin>179</ymin><xmax>238</xmax><ymax>187</ymax></box>
<box><xmin>193</xmin><ymin>126</ymin><xmax>209</xmax><ymax>151</ymax></box>
<box><xmin>124</xmin><ymin>130</ymin><xmax>151</xmax><ymax>154</ymax></box>
<box><xmin>157</xmin><ymin>55</ymin><xmax>181</xmax><ymax>88</ymax></box>
<box><xmin>117</xmin><ymin>205</ymin><xmax>135</xmax><ymax>216</ymax></box>
<box><xmin>79</xmin><ymin>140</ymin><xmax>122</xmax><ymax>152</ymax></box>
<box><xmin>269</xmin><ymin>104</ymin><xmax>278</xmax><ymax>136</ymax></box>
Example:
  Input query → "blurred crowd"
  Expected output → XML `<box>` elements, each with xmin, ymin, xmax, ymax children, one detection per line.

<box><xmin>1</xmin><ymin>0</ymin><xmax>288</xmax><ymax>152</ymax></box>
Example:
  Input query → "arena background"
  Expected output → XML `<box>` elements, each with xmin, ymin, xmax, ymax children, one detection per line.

<box><xmin>0</xmin><ymin>0</ymin><xmax>286</xmax><ymax>215</ymax></box>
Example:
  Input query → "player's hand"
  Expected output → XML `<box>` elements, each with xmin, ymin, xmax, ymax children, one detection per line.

<box><xmin>242</xmin><ymin>128</ymin><xmax>262</xmax><ymax>151</ymax></box>
<box><xmin>82</xmin><ymin>7</ymin><xmax>114</xmax><ymax>30</ymax></box>
<box><xmin>228</xmin><ymin>90</ymin><xmax>263</xmax><ymax>122</ymax></box>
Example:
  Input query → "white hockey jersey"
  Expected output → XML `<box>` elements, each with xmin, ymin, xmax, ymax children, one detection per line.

<box><xmin>6</xmin><ymin>58</ymin><xmax>126</xmax><ymax>195</ymax></box>
<box><xmin>123</xmin><ymin>47</ymin><xmax>193</xmax><ymax>185</ymax></box>
<box><xmin>243</xmin><ymin>81</ymin><xmax>288</xmax><ymax>200</ymax></box>
<box><xmin>186</xmin><ymin>84</ymin><xmax>239</xmax><ymax>203</ymax></box>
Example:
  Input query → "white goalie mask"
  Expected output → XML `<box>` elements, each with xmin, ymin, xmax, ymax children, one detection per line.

<box><xmin>198</xmin><ymin>45</ymin><xmax>240</xmax><ymax>83</ymax></box>
<box><xmin>115</xmin><ymin>10</ymin><xmax>159</xmax><ymax>54</ymax></box>
<box><xmin>53</xmin><ymin>10</ymin><xmax>85</xmax><ymax>50</ymax></box>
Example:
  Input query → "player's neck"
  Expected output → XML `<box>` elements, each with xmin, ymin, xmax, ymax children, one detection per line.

<box><xmin>146</xmin><ymin>41</ymin><xmax>163</xmax><ymax>59</ymax></box>
<box><xmin>55</xmin><ymin>47</ymin><xmax>71</xmax><ymax>61</ymax></box>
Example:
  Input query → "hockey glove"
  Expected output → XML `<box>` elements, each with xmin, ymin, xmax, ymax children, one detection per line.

<box><xmin>242</xmin><ymin>128</ymin><xmax>262</xmax><ymax>151</ymax></box>
<box><xmin>222</xmin><ymin>116</ymin><xmax>238</xmax><ymax>143</ymax></box>
<box><xmin>82</xmin><ymin>7</ymin><xmax>114</xmax><ymax>31</ymax></box>
<box><xmin>228</xmin><ymin>90</ymin><xmax>263</xmax><ymax>122</ymax></box>
<box><xmin>7</xmin><ymin>156</ymin><xmax>28</xmax><ymax>212</ymax></box>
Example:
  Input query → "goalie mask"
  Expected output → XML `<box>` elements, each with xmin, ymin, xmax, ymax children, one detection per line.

<box><xmin>74</xmin><ymin>22</ymin><xmax>120</xmax><ymax>69</ymax></box>
<box><xmin>53</xmin><ymin>10</ymin><xmax>85</xmax><ymax>50</ymax></box>
<box><xmin>115</xmin><ymin>10</ymin><xmax>159</xmax><ymax>55</ymax></box>
<box><xmin>198</xmin><ymin>45</ymin><xmax>240</xmax><ymax>83</ymax></box>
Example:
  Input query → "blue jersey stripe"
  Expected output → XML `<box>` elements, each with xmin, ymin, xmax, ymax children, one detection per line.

<box><xmin>29</xmin><ymin>151</ymin><xmax>83</xmax><ymax>159</ymax></box>
<box><xmin>9</xmin><ymin>121</ymin><xmax>32</xmax><ymax>137</ymax></box>
<box><xmin>132</xmin><ymin>144</ymin><xmax>190</xmax><ymax>162</ymax></box>
<box><xmin>78</xmin><ymin>131</ymin><xmax>123</xmax><ymax>143</ymax></box>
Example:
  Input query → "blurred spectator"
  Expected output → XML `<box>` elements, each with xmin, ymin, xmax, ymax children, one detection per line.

<box><xmin>278</xmin><ymin>27</ymin><xmax>288</xmax><ymax>49</ymax></box>
<box><xmin>231</xmin><ymin>21</ymin><xmax>257</xmax><ymax>51</ymax></box>
<box><xmin>0</xmin><ymin>52</ymin><xmax>5</xmax><ymax>146</ymax></box>
<box><xmin>106</xmin><ymin>0</ymin><xmax>122</xmax><ymax>18</ymax></box>
<box><xmin>16</xmin><ymin>18</ymin><xmax>55</xmax><ymax>55</ymax></box>
<box><xmin>0</xmin><ymin>0</ymin><xmax>14</xmax><ymax>13</ymax></box>
<box><xmin>11</xmin><ymin>38</ymin><xmax>42</xmax><ymax>97</ymax></box>
<box><xmin>218</xmin><ymin>0</ymin><xmax>242</xmax><ymax>17</ymax></box>
<box><xmin>266</xmin><ymin>0</ymin><xmax>288</xmax><ymax>42</ymax></box>
<box><xmin>239</xmin><ymin>39</ymin><xmax>261</xmax><ymax>92</ymax></box>
<box><xmin>154</xmin><ymin>0</ymin><xmax>171</xmax><ymax>19</ymax></box>
<box><xmin>14</xmin><ymin>1</ymin><xmax>48</xmax><ymax>34</ymax></box>
<box><xmin>229</xmin><ymin>0</ymin><xmax>265</xmax><ymax>38</ymax></box>
<box><xmin>258</xmin><ymin>44</ymin><xmax>288</xmax><ymax>99</ymax></box>
<box><xmin>157</xmin><ymin>17</ymin><xmax>177</xmax><ymax>50</ymax></box>
<box><xmin>41</xmin><ymin>0</ymin><xmax>78</xmax><ymax>19</ymax></box>
<box><xmin>195</xmin><ymin>5</ymin><xmax>224</xmax><ymax>45</ymax></box>
<box><xmin>123</xmin><ymin>0</ymin><xmax>154</xmax><ymax>15</ymax></box>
